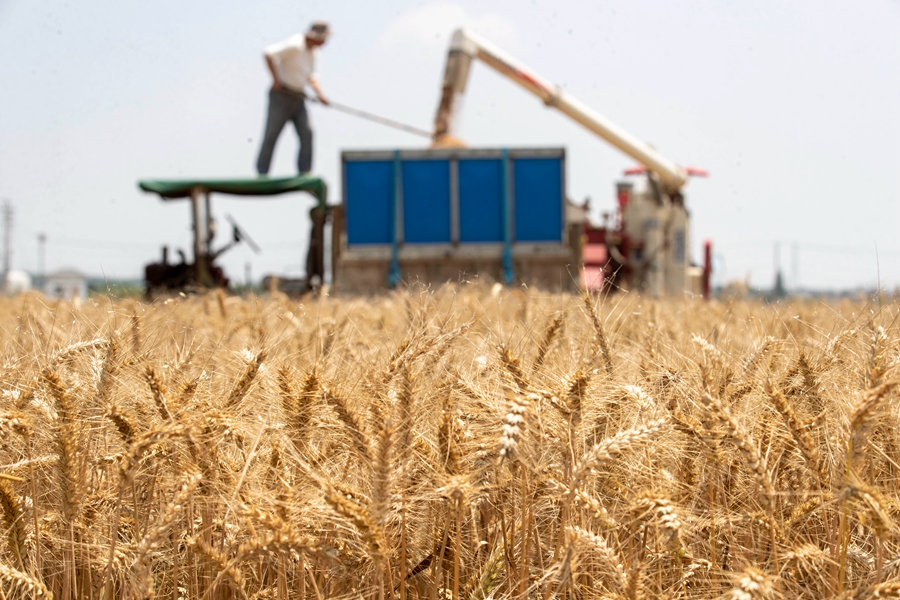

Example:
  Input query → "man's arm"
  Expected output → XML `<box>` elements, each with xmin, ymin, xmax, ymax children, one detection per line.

<box><xmin>265</xmin><ymin>55</ymin><xmax>282</xmax><ymax>90</ymax></box>
<box><xmin>309</xmin><ymin>76</ymin><xmax>329</xmax><ymax>105</ymax></box>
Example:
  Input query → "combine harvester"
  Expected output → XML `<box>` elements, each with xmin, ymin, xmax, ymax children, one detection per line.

<box><xmin>335</xmin><ymin>28</ymin><xmax>710</xmax><ymax>295</ymax></box>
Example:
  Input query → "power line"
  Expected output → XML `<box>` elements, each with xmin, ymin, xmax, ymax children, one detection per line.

<box><xmin>719</xmin><ymin>241</ymin><xmax>900</xmax><ymax>257</ymax></box>
<box><xmin>48</xmin><ymin>238</ymin><xmax>164</xmax><ymax>250</ymax></box>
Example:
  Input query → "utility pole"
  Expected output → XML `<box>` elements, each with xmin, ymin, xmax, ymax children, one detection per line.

<box><xmin>791</xmin><ymin>242</ymin><xmax>799</xmax><ymax>292</ymax></box>
<box><xmin>772</xmin><ymin>241</ymin><xmax>785</xmax><ymax>298</ymax></box>
<box><xmin>772</xmin><ymin>241</ymin><xmax>780</xmax><ymax>278</ymax></box>
<box><xmin>1</xmin><ymin>201</ymin><xmax>12</xmax><ymax>290</ymax></box>
<box><xmin>37</xmin><ymin>233</ymin><xmax>47</xmax><ymax>289</ymax></box>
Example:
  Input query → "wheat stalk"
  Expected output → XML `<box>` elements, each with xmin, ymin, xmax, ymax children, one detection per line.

<box><xmin>533</xmin><ymin>313</ymin><xmax>564</xmax><ymax>374</ymax></box>
<box><xmin>582</xmin><ymin>293</ymin><xmax>613</xmax><ymax>376</ymax></box>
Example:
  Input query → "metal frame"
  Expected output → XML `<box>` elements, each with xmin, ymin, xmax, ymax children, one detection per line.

<box><xmin>340</xmin><ymin>243</ymin><xmax>573</xmax><ymax>262</ymax></box>
<box><xmin>341</xmin><ymin>147</ymin><xmax>564</xmax><ymax>162</ymax></box>
<box><xmin>189</xmin><ymin>186</ymin><xmax>213</xmax><ymax>287</ymax></box>
<box><xmin>449</xmin><ymin>158</ymin><xmax>460</xmax><ymax>244</ymax></box>
<box><xmin>500</xmin><ymin>148</ymin><xmax>513</xmax><ymax>284</ymax></box>
<box><xmin>388</xmin><ymin>150</ymin><xmax>403</xmax><ymax>287</ymax></box>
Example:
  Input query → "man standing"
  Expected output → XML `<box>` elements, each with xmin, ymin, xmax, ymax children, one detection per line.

<box><xmin>256</xmin><ymin>22</ymin><xmax>330</xmax><ymax>176</ymax></box>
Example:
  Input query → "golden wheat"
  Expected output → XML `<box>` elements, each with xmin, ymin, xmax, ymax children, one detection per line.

<box><xmin>0</xmin><ymin>286</ymin><xmax>893</xmax><ymax>599</ymax></box>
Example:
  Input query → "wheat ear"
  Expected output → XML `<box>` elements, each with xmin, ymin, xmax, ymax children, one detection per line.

<box><xmin>226</xmin><ymin>350</ymin><xmax>265</xmax><ymax>409</ymax></box>
<box><xmin>567</xmin><ymin>525</ymin><xmax>627</xmax><ymax>591</ymax></box>
<box><xmin>701</xmin><ymin>393</ymin><xmax>777</xmax><ymax>521</ymax></box>
<box><xmin>728</xmin><ymin>567</ymin><xmax>776</xmax><ymax>600</ymax></box>
<box><xmin>849</xmin><ymin>382</ymin><xmax>896</xmax><ymax>475</ymax></box>
<box><xmin>50</xmin><ymin>337</ymin><xmax>108</xmax><ymax>365</ymax></box>
<box><xmin>106</xmin><ymin>404</ymin><xmax>136</xmax><ymax>444</ymax></box>
<box><xmin>533</xmin><ymin>313</ymin><xmax>564</xmax><ymax>374</ymax></box>
<box><xmin>322</xmin><ymin>482</ymin><xmax>386</xmax><ymax>563</ymax></box>
<box><xmin>582</xmin><ymin>293</ymin><xmax>613</xmax><ymax>376</ymax></box>
<box><xmin>499</xmin><ymin>344</ymin><xmax>531</xmax><ymax>392</ymax></box>
<box><xmin>278</xmin><ymin>366</ymin><xmax>319</xmax><ymax>449</ymax></box>
<box><xmin>41</xmin><ymin>369</ymin><xmax>83</xmax><ymax>522</ymax></box>
<box><xmin>371</xmin><ymin>417</ymin><xmax>394</xmax><ymax>530</ymax></box>
<box><xmin>764</xmin><ymin>379</ymin><xmax>827</xmax><ymax>486</ymax></box>
<box><xmin>0</xmin><ymin>561</ymin><xmax>51</xmax><ymax>598</ymax></box>
<box><xmin>571</xmin><ymin>419</ymin><xmax>669</xmax><ymax>490</ymax></box>
<box><xmin>499</xmin><ymin>392</ymin><xmax>535</xmax><ymax>464</ymax></box>
<box><xmin>323</xmin><ymin>386</ymin><xmax>371</xmax><ymax>461</ymax></box>
<box><xmin>93</xmin><ymin>335</ymin><xmax>119</xmax><ymax>406</ymax></box>
<box><xmin>192</xmin><ymin>537</ymin><xmax>246</xmax><ymax>598</ymax></box>
<box><xmin>133</xmin><ymin>473</ymin><xmax>202</xmax><ymax>599</ymax></box>
<box><xmin>0</xmin><ymin>480</ymin><xmax>27</xmax><ymax>571</ymax></box>
<box><xmin>145</xmin><ymin>365</ymin><xmax>172</xmax><ymax>421</ymax></box>
<box><xmin>629</xmin><ymin>492</ymin><xmax>684</xmax><ymax>550</ymax></box>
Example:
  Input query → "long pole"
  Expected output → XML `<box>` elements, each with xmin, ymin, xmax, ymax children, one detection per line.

<box><xmin>280</xmin><ymin>89</ymin><xmax>433</xmax><ymax>138</ymax></box>
<box><xmin>319</xmin><ymin>99</ymin><xmax>433</xmax><ymax>139</ymax></box>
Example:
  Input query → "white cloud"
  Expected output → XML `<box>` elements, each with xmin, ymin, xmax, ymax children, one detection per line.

<box><xmin>375</xmin><ymin>2</ymin><xmax>519</xmax><ymax>52</ymax></box>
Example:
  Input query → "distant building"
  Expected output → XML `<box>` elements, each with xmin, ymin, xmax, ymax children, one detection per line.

<box><xmin>44</xmin><ymin>269</ymin><xmax>88</xmax><ymax>300</ymax></box>
<box><xmin>3</xmin><ymin>270</ymin><xmax>32</xmax><ymax>294</ymax></box>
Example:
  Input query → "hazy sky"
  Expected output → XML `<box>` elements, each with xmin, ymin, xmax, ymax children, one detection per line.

<box><xmin>1</xmin><ymin>0</ymin><xmax>898</xmax><ymax>291</ymax></box>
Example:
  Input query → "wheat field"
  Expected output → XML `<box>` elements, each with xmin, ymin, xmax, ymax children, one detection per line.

<box><xmin>0</xmin><ymin>285</ymin><xmax>896</xmax><ymax>600</ymax></box>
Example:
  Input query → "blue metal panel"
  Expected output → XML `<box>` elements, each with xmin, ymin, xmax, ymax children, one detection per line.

<box><xmin>513</xmin><ymin>158</ymin><xmax>563</xmax><ymax>242</ymax></box>
<box><xmin>345</xmin><ymin>160</ymin><xmax>393</xmax><ymax>245</ymax></box>
<box><xmin>402</xmin><ymin>160</ymin><xmax>451</xmax><ymax>244</ymax></box>
<box><xmin>458</xmin><ymin>159</ymin><xmax>503</xmax><ymax>243</ymax></box>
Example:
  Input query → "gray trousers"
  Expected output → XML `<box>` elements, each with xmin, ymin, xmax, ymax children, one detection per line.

<box><xmin>256</xmin><ymin>88</ymin><xmax>313</xmax><ymax>175</ymax></box>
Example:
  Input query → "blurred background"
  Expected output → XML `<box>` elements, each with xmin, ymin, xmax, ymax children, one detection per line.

<box><xmin>0</xmin><ymin>0</ymin><xmax>897</xmax><ymax>293</ymax></box>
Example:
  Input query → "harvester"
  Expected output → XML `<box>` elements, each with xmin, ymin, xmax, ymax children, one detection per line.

<box><xmin>431</xmin><ymin>29</ymin><xmax>710</xmax><ymax>296</ymax></box>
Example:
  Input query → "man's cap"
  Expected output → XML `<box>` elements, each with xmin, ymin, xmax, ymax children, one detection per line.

<box><xmin>307</xmin><ymin>21</ymin><xmax>331</xmax><ymax>42</ymax></box>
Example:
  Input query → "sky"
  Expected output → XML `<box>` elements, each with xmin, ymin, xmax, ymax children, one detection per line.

<box><xmin>0</xmin><ymin>0</ymin><xmax>898</xmax><ymax>291</ymax></box>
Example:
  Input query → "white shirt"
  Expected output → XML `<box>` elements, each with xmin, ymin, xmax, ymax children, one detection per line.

<box><xmin>264</xmin><ymin>34</ymin><xmax>318</xmax><ymax>92</ymax></box>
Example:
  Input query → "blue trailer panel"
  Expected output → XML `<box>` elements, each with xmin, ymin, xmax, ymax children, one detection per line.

<box><xmin>344</xmin><ymin>160</ymin><xmax>393</xmax><ymax>245</ymax></box>
<box><xmin>458</xmin><ymin>158</ymin><xmax>503</xmax><ymax>243</ymax></box>
<box><xmin>342</xmin><ymin>148</ymin><xmax>565</xmax><ymax>248</ymax></box>
<box><xmin>402</xmin><ymin>160</ymin><xmax>451</xmax><ymax>244</ymax></box>
<box><xmin>513</xmin><ymin>158</ymin><xmax>563</xmax><ymax>243</ymax></box>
